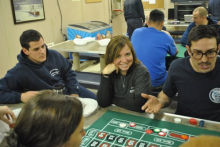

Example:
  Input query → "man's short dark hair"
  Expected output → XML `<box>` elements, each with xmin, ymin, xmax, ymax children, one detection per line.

<box><xmin>187</xmin><ymin>25</ymin><xmax>219</xmax><ymax>47</ymax></box>
<box><xmin>20</xmin><ymin>29</ymin><xmax>43</xmax><ymax>50</ymax></box>
<box><xmin>149</xmin><ymin>9</ymin><xmax>164</xmax><ymax>23</ymax></box>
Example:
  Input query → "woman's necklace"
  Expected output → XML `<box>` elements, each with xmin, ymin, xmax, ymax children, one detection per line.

<box><xmin>121</xmin><ymin>75</ymin><xmax>125</xmax><ymax>88</ymax></box>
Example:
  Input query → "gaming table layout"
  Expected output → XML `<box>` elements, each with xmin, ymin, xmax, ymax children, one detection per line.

<box><xmin>81</xmin><ymin>111</ymin><xmax>220</xmax><ymax>147</ymax></box>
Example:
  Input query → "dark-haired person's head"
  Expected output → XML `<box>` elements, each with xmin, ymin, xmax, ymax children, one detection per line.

<box><xmin>6</xmin><ymin>90</ymin><xmax>85</xmax><ymax>147</ymax></box>
<box><xmin>149</xmin><ymin>9</ymin><xmax>165</xmax><ymax>25</ymax></box>
<box><xmin>187</xmin><ymin>25</ymin><xmax>219</xmax><ymax>48</ymax></box>
<box><xmin>20</xmin><ymin>29</ymin><xmax>43</xmax><ymax>50</ymax></box>
<box><xmin>186</xmin><ymin>25</ymin><xmax>220</xmax><ymax>73</ymax></box>
<box><xmin>20</xmin><ymin>29</ymin><xmax>47</xmax><ymax>64</ymax></box>
<box><xmin>105</xmin><ymin>35</ymin><xmax>139</xmax><ymax>75</ymax></box>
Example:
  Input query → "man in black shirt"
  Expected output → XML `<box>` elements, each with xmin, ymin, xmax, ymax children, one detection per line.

<box><xmin>124</xmin><ymin>0</ymin><xmax>145</xmax><ymax>39</ymax></box>
<box><xmin>141</xmin><ymin>25</ymin><xmax>220</xmax><ymax>122</ymax></box>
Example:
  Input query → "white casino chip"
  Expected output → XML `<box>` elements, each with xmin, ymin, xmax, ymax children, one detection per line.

<box><xmin>174</xmin><ymin>118</ymin><xmax>182</xmax><ymax>123</ymax></box>
<box><xmin>119</xmin><ymin>123</ymin><xmax>127</xmax><ymax>128</ymax></box>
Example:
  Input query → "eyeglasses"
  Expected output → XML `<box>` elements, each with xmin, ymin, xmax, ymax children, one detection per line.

<box><xmin>190</xmin><ymin>50</ymin><xmax>218</xmax><ymax>60</ymax></box>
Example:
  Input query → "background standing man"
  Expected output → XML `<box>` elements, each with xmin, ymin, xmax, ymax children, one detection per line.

<box><xmin>0</xmin><ymin>29</ymin><xmax>96</xmax><ymax>104</ymax></box>
<box><xmin>208</xmin><ymin>0</ymin><xmax>220</xmax><ymax>25</ymax></box>
<box><xmin>124</xmin><ymin>0</ymin><xmax>145</xmax><ymax>39</ymax></box>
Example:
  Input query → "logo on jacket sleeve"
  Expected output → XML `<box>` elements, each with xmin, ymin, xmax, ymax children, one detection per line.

<box><xmin>209</xmin><ymin>88</ymin><xmax>220</xmax><ymax>103</ymax></box>
<box><xmin>50</xmin><ymin>69</ymin><xmax>59</xmax><ymax>76</ymax></box>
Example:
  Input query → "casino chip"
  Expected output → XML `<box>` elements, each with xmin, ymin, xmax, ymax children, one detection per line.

<box><xmin>181</xmin><ymin>135</ymin><xmax>189</xmax><ymax>140</ymax></box>
<box><xmin>189</xmin><ymin>118</ymin><xmax>197</xmax><ymax>125</ymax></box>
<box><xmin>145</xmin><ymin>129</ymin><xmax>153</xmax><ymax>134</ymax></box>
<box><xmin>119</xmin><ymin>123</ymin><xmax>127</xmax><ymax>128</ymax></box>
<box><xmin>129</xmin><ymin>122</ymin><xmax>136</xmax><ymax>127</ymax></box>
<box><xmin>153</xmin><ymin>128</ymin><xmax>160</xmax><ymax>133</ymax></box>
<box><xmin>161</xmin><ymin>128</ymin><xmax>169</xmax><ymax>132</ymax></box>
<box><xmin>174</xmin><ymin>118</ymin><xmax>181</xmax><ymax>123</ymax></box>
<box><xmin>158</xmin><ymin>132</ymin><xmax>166</xmax><ymax>136</ymax></box>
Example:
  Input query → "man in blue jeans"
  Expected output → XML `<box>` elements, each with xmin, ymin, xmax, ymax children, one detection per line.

<box><xmin>0</xmin><ymin>29</ymin><xmax>96</xmax><ymax>104</ymax></box>
<box><xmin>124</xmin><ymin>0</ymin><xmax>145</xmax><ymax>39</ymax></box>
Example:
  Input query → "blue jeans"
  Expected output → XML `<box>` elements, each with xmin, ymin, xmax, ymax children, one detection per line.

<box><xmin>127</xmin><ymin>18</ymin><xmax>143</xmax><ymax>39</ymax></box>
<box><xmin>78</xmin><ymin>85</ymin><xmax>96</xmax><ymax>100</ymax></box>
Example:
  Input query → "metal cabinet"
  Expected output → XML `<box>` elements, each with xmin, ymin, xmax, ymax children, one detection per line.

<box><xmin>174</xmin><ymin>1</ymin><xmax>207</xmax><ymax>20</ymax></box>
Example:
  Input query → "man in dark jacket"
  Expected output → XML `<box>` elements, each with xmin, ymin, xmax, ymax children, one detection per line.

<box><xmin>0</xmin><ymin>29</ymin><xmax>96</xmax><ymax>104</ymax></box>
<box><xmin>181</xmin><ymin>7</ymin><xmax>217</xmax><ymax>47</ymax></box>
<box><xmin>124</xmin><ymin>0</ymin><xmax>145</xmax><ymax>39</ymax></box>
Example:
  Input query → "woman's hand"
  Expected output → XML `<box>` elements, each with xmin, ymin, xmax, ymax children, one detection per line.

<box><xmin>102</xmin><ymin>63</ymin><xmax>119</xmax><ymax>74</ymax></box>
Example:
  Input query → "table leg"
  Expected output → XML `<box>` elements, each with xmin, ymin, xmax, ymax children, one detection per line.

<box><xmin>72</xmin><ymin>52</ymin><xmax>80</xmax><ymax>71</ymax></box>
<box><xmin>99</xmin><ymin>54</ymin><xmax>105</xmax><ymax>72</ymax></box>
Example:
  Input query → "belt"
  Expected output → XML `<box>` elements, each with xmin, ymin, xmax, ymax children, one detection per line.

<box><xmin>127</xmin><ymin>17</ymin><xmax>141</xmax><ymax>20</ymax></box>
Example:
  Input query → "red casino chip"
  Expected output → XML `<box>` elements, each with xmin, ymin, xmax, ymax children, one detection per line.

<box><xmin>189</xmin><ymin>118</ymin><xmax>197</xmax><ymax>125</ymax></box>
<box><xmin>181</xmin><ymin>135</ymin><xmax>189</xmax><ymax>140</ymax></box>
<box><xmin>129</xmin><ymin>122</ymin><xmax>136</xmax><ymax>127</ymax></box>
<box><xmin>145</xmin><ymin>129</ymin><xmax>153</xmax><ymax>134</ymax></box>
<box><xmin>158</xmin><ymin>132</ymin><xmax>166</xmax><ymax>136</ymax></box>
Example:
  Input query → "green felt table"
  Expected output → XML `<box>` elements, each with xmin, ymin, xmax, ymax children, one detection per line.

<box><xmin>167</xmin><ymin>44</ymin><xmax>186</xmax><ymax>58</ymax></box>
<box><xmin>81</xmin><ymin>111</ymin><xmax>220</xmax><ymax>147</ymax></box>
<box><xmin>166</xmin><ymin>44</ymin><xmax>186</xmax><ymax>70</ymax></box>
<box><xmin>176</xmin><ymin>44</ymin><xmax>186</xmax><ymax>58</ymax></box>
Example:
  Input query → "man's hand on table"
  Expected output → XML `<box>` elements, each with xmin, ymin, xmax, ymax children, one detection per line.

<box><xmin>21</xmin><ymin>91</ymin><xmax>39</xmax><ymax>103</ymax></box>
<box><xmin>141</xmin><ymin>93</ymin><xmax>162</xmax><ymax>114</ymax></box>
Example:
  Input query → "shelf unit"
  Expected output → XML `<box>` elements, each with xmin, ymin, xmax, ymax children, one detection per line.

<box><xmin>111</xmin><ymin>0</ymin><xmax>124</xmax><ymax>12</ymax></box>
<box><xmin>174</xmin><ymin>1</ymin><xmax>207</xmax><ymax>21</ymax></box>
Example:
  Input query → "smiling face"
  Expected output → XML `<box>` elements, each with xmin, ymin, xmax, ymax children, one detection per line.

<box><xmin>187</xmin><ymin>38</ymin><xmax>219</xmax><ymax>73</ymax></box>
<box><xmin>22</xmin><ymin>37</ymin><xmax>46</xmax><ymax>64</ymax></box>
<box><xmin>113</xmin><ymin>44</ymin><xmax>133</xmax><ymax>75</ymax></box>
<box><xmin>64</xmin><ymin>117</ymin><xmax>86</xmax><ymax>147</ymax></box>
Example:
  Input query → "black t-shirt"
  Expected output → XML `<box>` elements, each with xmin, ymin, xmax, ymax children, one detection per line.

<box><xmin>163</xmin><ymin>57</ymin><xmax>220</xmax><ymax>122</ymax></box>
